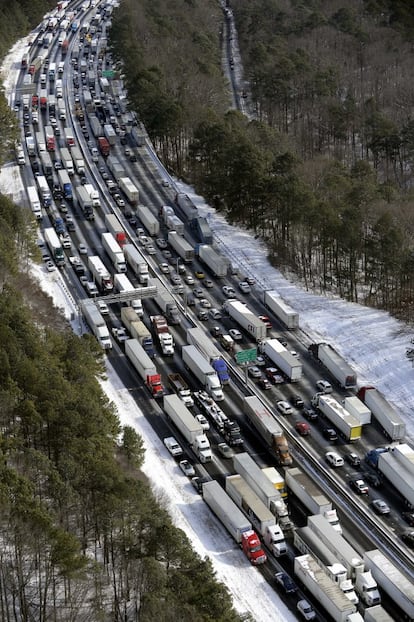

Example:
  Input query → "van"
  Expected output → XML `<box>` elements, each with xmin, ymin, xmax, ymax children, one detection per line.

<box><xmin>219</xmin><ymin>334</ymin><xmax>235</xmax><ymax>352</ymax></box>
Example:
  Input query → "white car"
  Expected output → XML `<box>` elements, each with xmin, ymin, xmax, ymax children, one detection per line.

<box><xmin>325</xmin><ymin>451</ymin><xmax>344</xmax><ymax>467</ymax></box>
<box><xmin>179</xmin><ymin>459</ymin><xmax>195</xmax><ymax>477</ymax></box>
<box><xmin>61</xmin><ymin>236</ymin><xmax>72</xmax><ymax>249</ymax></box>
<box><xmin>46</xmin><ymin>260</ymin><xmax>56</xmax><ymax>272</ymax></box>
<box><xmin>163</xmin><ymin>437</ymin><xmax>183</xmax><ymax>457</ymax></box>
<box><xmin>78</xmin><ymin>243</ymin><xmax>88</xmax><ymax>255</ymax></box>
<box><xmin>247</xmin><ymin>366</ymin><xmax>262</xmax><ymax>378</ymax></box>
<box><xmin>222</xmin><ymin>285</ymin><xmax>236</xmax><ymax>297</ymax></box>
<box><xmin>160</xmin><ymin>263</ymin><xmax>170</xmax><ymax>274</ymax></box>
<box><xmin>195</xmin><ymin>414</ymin><xmax>210</xmax><ymax>431</ymax></box>
<box><xmin>199</xmin><ymin>298</ymin><xmax>212</xmax><ymax>309</ymax></box>
<box><xmin>276</xmin><ymin>400</ymin><xmax>293</xmax><ymax>415</ymax></box>
<box><xmin>184</xmin><ymin>274</ymin><xmax>195</xmax><ymax>285</ymax></box>
<box><xmin>209</xmin><ymin>308</ymin><xmax>222</xmax><ymax>320</ymax></box>
<box><xmin>316</xmin><ymin>379</ymin><xmax>333</xmax><ymax>393</ymax></box>
<box><xmin>296</xmin><ymin>599</ymin><xmax>316</xmax><ymax>620</ymax></box>
<box><xmin>238</xmin><ymin>281</ymin><xmax>251</xmax><ymax>294</ymax></box>
<box><xmin>97</xmin><ymin>301</ymin><xmax>109</xmax><ymax>315</ymax></box>
<box><xmin>229</xmin><ymin>328</ymin><xmax>242</xmax><ymax>341</ymax></box>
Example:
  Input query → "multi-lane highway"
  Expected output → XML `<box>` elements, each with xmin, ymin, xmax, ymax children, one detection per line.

<box><xmin>12</xmin><ymin>1</ymin><xmax>414</xmax><ymax>620</ymax></box>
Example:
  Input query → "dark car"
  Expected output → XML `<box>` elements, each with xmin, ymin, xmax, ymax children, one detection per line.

<box><xmin>275</xmin><ymin>572</ymin><xmax>297</xmax><ymax>594</ymax></box>
<box><xmin>292</xmin><ymin>394</ymin><xmax>304</xmax><ymax>408</ymax></box>
<box><xmin>401</xmin><ymin>531</ymin><xmax>414</xmax><ymax>548</ymax></box>
<box><xmin>322</xmin><ymin>427</ymin><xmax>338</xmax><ymax>442</ymax></box>
<box><xmin>210</xmin><ymin>326</ymin><xmax>222</xmax><ymax>338</ymax></box>
<box><xmin>345</xmin><ymin>452</ymin><xmax>361</xmax><ymax>467</ymax></box>
<box><xmin>190</xmin><ymin>476</ymin><xmax>209</xmax><ymax>495</ymax></box>
<box><xmin>258</xmin><ymin>377</ymin><xmax>272</xmax><ymax>390</ymax></box>
<box><xmin>402</xmin><ymin>512</ymin><xmax>414</xmax><ymax>526</ymax></box>
<box><xmin>362</xmin><ymin>471</ymin><xmax>381</xmax><ymax>488</ymax></box>
<box><xmin>303</xmin><ymin>406</ymin><xmax>318</xmax><ymax>421</ymax></box>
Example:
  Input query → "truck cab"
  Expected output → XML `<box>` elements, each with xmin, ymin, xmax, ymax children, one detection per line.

<box><xmin>241</xmin><ymin>530</ymin><xmax>267</xmax><ymax>565</ymax></box>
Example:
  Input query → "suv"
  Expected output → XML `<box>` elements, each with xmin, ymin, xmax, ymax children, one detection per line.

<box><xmin>345</xmin><ymin>452</ymin><xmax>361</xmax><ymax>467</ymax></box>
<box><xmin>316</xmin><ymin>379</ymin><xmax>333</xmax><ymax>393</ymax></box>
<box><xmin>277</xmin><ymin>401</ymin><xmax>293</xmax><ymax>415</ymax></box>
<box><xmin>163</xmin><ymin>437</ymin><xmax>183</xmax><ymax>457</ymax></box>
<box><xmin>303</xmin><ymin>406</ymin><xmax>318</xmax><ymax>421</ymax></box>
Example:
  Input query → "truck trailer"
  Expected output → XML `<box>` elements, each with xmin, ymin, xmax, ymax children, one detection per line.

<box><xmin>81</xmin><ymin>300</ymin><xmax>112</xmax><ymax>350</ymax></box>
<box><xmin>76</xmin><ymin>185</ymin><xmax>94</xmax><ymax>220</ymax></box>
<box><xmin>243</xmin><ymin>396</ymin><xmax>292</xmax><ymax>466</ymax></box>
<box><xmin>148</xmin><ymin>278</ymin><xmax>179</xmax><ymax>324</ymax></box>
<box><xmin>285</xmin><ymin>467</ymin><xmax>342</xmax><ymax>532</ymax></box>
<box><xmin>232</xmin><ymin>452</ymin><xmax>291</xmax><ymax>530</ymax></box>
<box><xmin>202</xmin><ymin>481</ymin><xmax>266</xmax><ymax>565</ymax></box>
<box><xmin>342</xmin><ymin>396</ymin><xmax>371</xmax><ymax>425</ymax></box>
<box><xmin>119</xmin><ymin>177</ymin><xmax>139</xmax><ymax>206</ymax></box>
<box><xmin>357</xmin><ymin>386</ymin><xmax>406</xmax><ymax>441</ymax></box>
<box><xmin>365</xmin><ymin>444</ymin><xmax>414</xmax><ymax>508</ymax></box>
<box><xmin>294</xmin><ymin>555</ymin><xmax>359</xmax><ymax>622</ymax></box>
<box><xmin>60</xmin><ymin>147</ymin><xmax>74</xmax><ymax>175</ymax></box>
<box><xmin>137</xmin><ymin>204</ymin><xmax>160</xmax><ymax>236</ymax></box>
<box><xmin>166</xmin><ymin>215</ymin><xmax>185</xmax><ymax>236</ymax></box>
<box><xmin>114</xmin><ymin>274</ymin><xmax>143</xmax><ymax>315</ymax></box>
<box><xmin>312</xmin><ymin>394</ymin><xmax>362</xmax><ymax>442</ymax></box>
<box><xmin>263</xmin><ymin>290</ymin><xmax>299</xmax><ymax>329</ymax></box>
<box><xmin>364</xmin><ymin>549</ymin><xmax>414</xmax><ymax>621</ymax></box>
<box><xmin>168</xmin><ymin>230</ymin><xmax>194</xmax><ymax>263</ymax></box>
<box><xmin>103</xmin><ymin>124</ymin><xmax>116</xmax><ymax>145</ymax></box>
<box><xmin>105</xmin><ymin>214</ymin><xmax>127</xmax><ymax>247</ymax></box>
<box><xmin>87</xmin><ymin>256</ymin><xmax>113</xmax><ymax>292</ymax></box>
<box><xmin>44</xmin><ymin>227</ymin><xmax>65</xmax><ymax>267</ymax></box>
<box><xmin>259</xmin><ymin>338</ymin><xmax>302</xmax><ymax>382</ymax></box>
<box><xmin>182</xmin><ymin>345</ymin><xmax>224</xmax><ymax>401</ymax></box>
<box><xmin>308</xmin><ymin>343</ymin><xmax>357</xmax><ymax>389</ymax></box>
<box><xmin>222</xmin><ymin>300</ymin><xmax>267</xmax><ymax>342</ymax></box>
<box><xmin>102</xmin><ymin>233</ymin><xmax>126</xmax><ymax>273</ymax></box>
<box><xmin>124</xmin><ymin>339</ymin><xmax>163</xmax><ymax>398</ymax></box>
<box><xmin>163</xmin><ymin>394</ymin><xmax>211</xmax><ymax>463</ymax></box>
<box><xmin>197</xmin><ymin>244</ymin><xmax>229</xmax><ymax>277</ymax></box>
<box><xmin>27</xmin><ymin>186</ymin><xmax>42</xmax><ymax>220</ymax></box>
<box><xmin>225</xmin><ymin>474</ymin><xmax>287</xmax><ymax>557</ymax></box>
<box><xmin>186</xmin><ymin>327</ymin><xmax>230</xmax><ymax>385</ymax></box>
<box><xmin>71</xmin><ymin>147</ymin><xmax>85</xmax><ymax>175</ymax></box>
<box><xmin>123</xmin><ymin>244</ymin><xmax>148</xmax><ymax>284</ymax></box>
<box><xmin>130</xmin><ymin>321</ymin><xmax>154</xmax><ymax>356</ymax></box>
<box><xmin>107</xmin><ymin>155</ymin><xmax>125</xmax><ymax>181</ymax></box>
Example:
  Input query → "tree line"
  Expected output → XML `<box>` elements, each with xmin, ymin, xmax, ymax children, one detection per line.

<box><xmin>110</xmin><ymin>0</ymin><xmax>414</xmax><ymax>320</ymax></box>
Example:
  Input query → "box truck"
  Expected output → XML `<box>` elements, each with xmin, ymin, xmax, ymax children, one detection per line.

<box><xmin>243</xmin><ymin>396</ymin><xmax>292</xmax><ymax>466</ymax></box>
<box><xmin>163</xmin><ymin>394</ymin><xmax>211</xmax><ymax>463</ymax></box>
<box><xmin>197</xmin><ymin>244</ymin><xmax>229</xmax><ymax>277</ymax></box>
<box><xmin>222</xmin><ymin>300</ymin><xmax>267</xmax><ymax>341</ymax></box>
<box><xmin>125</xmin><ymin>339</ymin><xmax>164</xmax><ymax>398</ymax></box>
<box><xmin>263</xmin><ymin>290</ymin><xmax>299</xmax><ymax>329</ymax></box>
<box><xmin>357</xmin><ymin>386</ymin><xmax>405</xmax><ymax>441</ymax></box>
<box><xmin>102</xmin><ymin>232</ymin><xmax>126</xmax><ymax>273</ymax></box>
<box><xmin>308</xmin><ymin>343</ymin><xmax>357</xmax><ymax>389</ymax></box>
<box><xmin>81</xmin><ymin>300</ymin><xmax>112</xmax><ymax>350</ymax></box>
<box><xmin>259</xmin><ymin>338</ymin><xmax>302</xmax><ymax>382</ymax></box>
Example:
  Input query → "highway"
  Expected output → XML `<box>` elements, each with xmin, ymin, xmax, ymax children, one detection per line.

<box><xmin>12</xmin><ymin>1</ymin><xmax>414</xmax><ymax>620</ymax></box>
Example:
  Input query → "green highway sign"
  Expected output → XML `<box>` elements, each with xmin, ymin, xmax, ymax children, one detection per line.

<box><xmin>235</xmin><ymin>347</ymin><xmax>257</xmax><ymax>365</ymax></box>
<box><xmin>102</xmin><ymin>70</ymin><xmax>115</xmax><ymax>79</ymax></box>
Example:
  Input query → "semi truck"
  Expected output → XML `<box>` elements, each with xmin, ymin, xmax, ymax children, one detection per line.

<box><xmin>60</xmin><ymin>147</ymin><xmax>74</xmax><ymax>175</ymax></box>
<box><xmin>71</xmin><ymin>147</ymin><xmax>85</xmax><ymax>175</ymax></box>
<box><xmin>286</xmin><ymin>467</ymin><xmax>342</xmax><ymax>532</ymax></box>
<box><xmin>166</xmin><ymin>215</ymin><xmax>185</xmax><ymax>236</ymax></box>
<box><xmin>342</xmin><ymin>396</ymin><xmax>371</xmax><ymax>425</ymax></box>
<box><xmin>294</xmin><ymin>527</ymin><xmax>358</xmax><ymax>603</ymax></box>
<box><xmin>151</xmin><ymin>315</ymin><xmax>175</xmax><ymax>356</ymax></box>
<box><xmin>175</xmin><ymin>192</ymin><xmax>199</xmax><ymax>221</ymax></box>
<box><xmin>294</xmin><ymin>555</ymin><xmax>360</xmax><ymax>622</ymax></box>
<box><xmin>130</xmin><ymin>321</ymin><xmax>154</xmax><ymax>355</ymax></box>
<box><xmin>168</xmin><ymin>373</ymin><xmax>194</xmax><ymax>408</ymax></box>
<box><xmin>57</xmin><ymin>169</ymin><xmax>73</xmax><ymax>201</ymax></box>
<box><xmin>63</xmin><ymin>127</ymin><xmax>75</xmax><ymax>147</ymax></box>
<box><xmin>259</xmin><ymin>338</ymin><xmax>302</xmax><ymax>382</ymax></box>
<box><xmin>119</xmin><ymin>177</ymin><xmax>139</xmax><ymax>206</ymax></box>
<box><xmin>222</xmin><ymin>300</ymin><xmax>267</xmax><ymax>342</ymax></box>
<box><xmin>306</xmin><ymin>515</ymin><xmax>381</xmax><ymax>607</ymax></box>
<box><xmin>357</xmin><ymin>386</ymin><xmax>406</xmax><ymax>441</ymax></box>
<box><xmin>103</xmin><ymin>124</ymin><xmax>116</xmax><ymax>146</ymax></box>
<box><xmin>26</xmin><ymin>135</ymin><xmax>36</xmax><ymax>156</ymax></box>
<box><xmin>263</xmin><ymin>290</ymin><xmax>299</xmax><ymax>329</ymax></box>
<box><xmin>202</xmin><ymin>480</ymin><xmax>267</xmax><ymax>565</ymax></box>
<box><xmin>107</xmin><ymin>155</ymin><xmax>126</xmax><ymax>182</ymax></box>
<box><xmin>125</xmin><ymin>339</ymin><xmax>164</xmax><ymax>398</ymax></box>
<box><xmin>137</xmin><ymin>204</ymin><xmax>160</xmax><ymax>236</ymax></box>
<box><xmin>102</xmin><ymin>233</ymin><xmax>126</xmax><ymax>273</ymax></box>
<box><xmin>36</xmin><ymin>175</ymin><xmax>51</xmax><ymax>207</ymax></box>
<box><xmin>105</xmin><ymin>214</ymin><xmax>127</xmax><ymax>247</ymax></box>
<box><xmin>232</xmin><ymin>452</ymin><xmax>291</xmax><ymax>530</ymax></box>
<box><xmin>364</xmin><ymin>549</ymin><xmax>414</xmax><ymax>621</ymax></box>
<box><xmin>261</xmin><ymin>467</ymin><xmax>288</xmax><ymax>499</ymax></box>
<box><xmin>87</xmin><ymin>256</ymin><xmax>113</xmax><ymax>292</ymax></box>
<box><xmin>40</xmin><ymin>151</ymin><xmax>53</xmax><ymax>181</ymax></box>
<box><xmin>308</xmin><ymin>342</ymin><xmax>357</xmax><ymax>389</ymax></box>
<box><xmin>27</xmin><ymin>186</ymin><xmax>42</xmax><ymax>220</ymax></box>
<box><xmin>148</xmin><ymin>278</ymin><xmax>179</xmax><ymax>324</ymax></box>
<box><xmin>90</xmin><ymin>115</ymin><xmax>103</xmax><ymax>139</ymax></box>
<box><xmin>365</xmin><ymin>444</ymin><xmax>414</xmax><ymax>508</ymax></box>
<box><xmin>44</xmin><ymin>227</ymin><xmax>65</xmax><ymax>267</ymax></box>
<box><xmin>76</xmin><ymin>185</ymin><xmax>94</xmax><ymax>221</ymax></box>
<box><xmin>186</xmin><ymin>327</ymin><xmax>230</xmax><ymax>385</ymax></box>
<box><xmin>243</xmin><ymin>396</ymin><xmax>292</xmax><ymax>466</ymax></box>
<box><xmin>123</xmin><ymin>244</ymin><xmax>149</xmax><ymax>284</ymax></box>
<box><xmin>197</xmin><ymin>244</ymin><xmax>229</xmax><ymax>277</ymax></box>
<box><xmin>98</xmin><ymin>136</ymin><xmax>110</xmax><ymax>157</ymax></box>
<box><xmin>182</xmin><ymin>345</ymin><xmax>224</xmax><ymax>401</ymax></box>
<box><xmin>81</xmin><ymin>300</ymin><xmax>112</xmax><ymax>350</ymax></box>
<box><xmin>163</xmin><ymin>394</ymin><xmax>211</xmax><ymax>463</ymax></box>
<box><xmin>311</xmin><ymin>394</ymin><xmax>362</xmax><ymax>442</ymax></box>
<box><xmin>114</xmin><ymin>273</ymin><xmax>142</xmax><ymax>314</ymax></box>
<box><xmin>167</xmin><ymin>230</ymin><xmax>194</xmax><ymax>263</ymax></box>
<box><xmin>84</xmin><ymin>184</ymin><xmax>100</xmax><ymax>209</ymax></box>
<box><xmin>225</xmin><ymin>475</ymin><xmax>287</xmax><ymax>557</ymax></box>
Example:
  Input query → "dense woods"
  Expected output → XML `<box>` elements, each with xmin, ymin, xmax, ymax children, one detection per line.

<box><xmin>111</xmin><ymin>0</ymin><xmax>414</xmax><ymax>320</ymax></box>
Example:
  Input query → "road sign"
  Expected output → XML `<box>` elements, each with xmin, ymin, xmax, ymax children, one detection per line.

<box><xmin>235</xmin><ymin>348</ymin><xmax>257</xmax><ymax>365</ymax></box>
<box><xmin>102</xmin><ymin>70</ymin><xmax>115</xmax><ymax>79</ymax></box>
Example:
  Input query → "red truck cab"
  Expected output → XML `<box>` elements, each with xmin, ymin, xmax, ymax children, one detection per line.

<box><xmin>241</xmin><ymin>530</ymin><xmax>267</xmax><ymax>565</ymax></box>
<box><xmin>146</xmin><ymin>373</ymin><xmax>164</xmax><ymax>398</ymax></box>
<box><xmin>98</xmin><ymin>137</ymin><xmax>110</xmax><ymax>157</ymax></box>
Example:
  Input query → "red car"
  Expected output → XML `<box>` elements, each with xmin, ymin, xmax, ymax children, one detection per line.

<box><xmin>265</xmin><ymin>367</ymin><xmax>284</xmax><ymax>384</ymax></box>
<box><xmin>295</xmin><ymin>421</ymin><xmax>311</xmax><ymax>436</ymax></box>
<box><xmin>259</xmin><ymin>315</ymin><xmax>272</xmax><ymax>329</ymax></box>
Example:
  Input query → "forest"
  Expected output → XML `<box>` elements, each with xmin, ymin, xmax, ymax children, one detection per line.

<box><xmin>110</xmin><ymin>0</ymin><xmax>414</xmax><ymax>320</ymax></box>
<box><xmin>0</xmin><ymin>2</ymin><xmax>242</xmax><ymax>620</ymax></box>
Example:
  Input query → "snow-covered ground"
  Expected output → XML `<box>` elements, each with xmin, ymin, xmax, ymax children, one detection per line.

<box><xmin>2</xmin><ymin>28</ymin><xmax>414</xmax><ymax>622</ymax></box>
